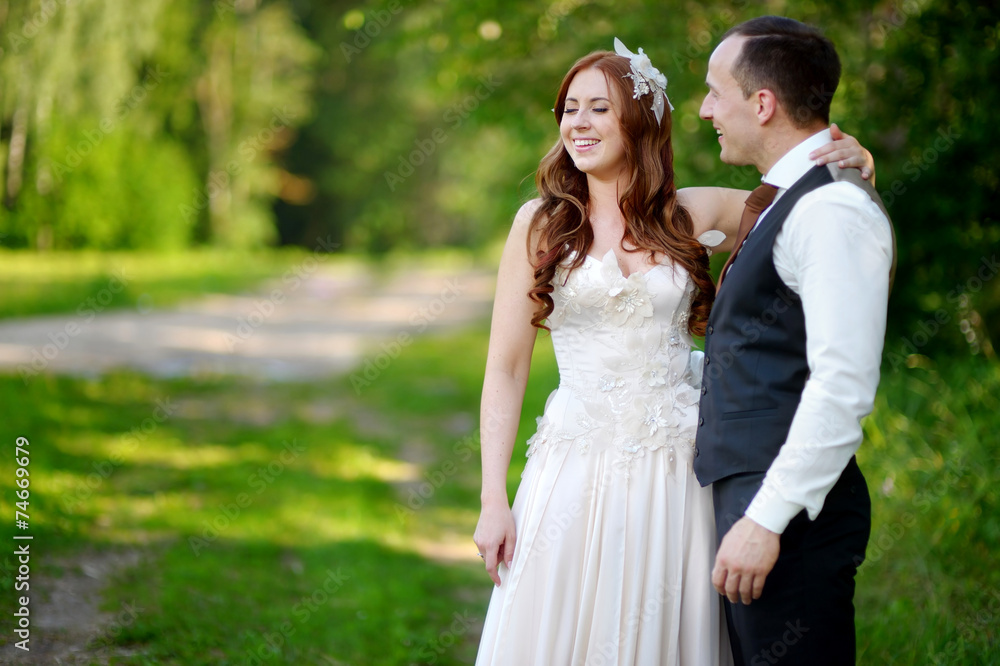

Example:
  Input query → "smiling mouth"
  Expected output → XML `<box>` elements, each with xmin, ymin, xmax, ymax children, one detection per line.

<box><xmin>574</xmin><ymin>139</ymin><xmax>600</xmax><ymax>148</ymax></box>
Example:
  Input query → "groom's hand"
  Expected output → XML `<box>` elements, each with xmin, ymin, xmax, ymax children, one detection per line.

<box><xmin>712</xmin><ymin>517</ymin><xmax>780</xmax><ymax>605</ymax></box>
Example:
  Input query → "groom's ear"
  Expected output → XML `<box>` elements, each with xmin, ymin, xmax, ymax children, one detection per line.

<box><xmin>753</xmin><ymin>89</ymin><xmax>778</xmax><ymax>126</ymax></box>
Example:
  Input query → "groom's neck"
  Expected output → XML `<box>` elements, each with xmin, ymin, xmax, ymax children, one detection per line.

<box><xmin>756</xmin><ymin>121</ymin><xmax>828</xmax><ymax>175</ymax></box>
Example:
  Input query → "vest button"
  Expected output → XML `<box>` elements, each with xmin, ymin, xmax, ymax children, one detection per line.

<box><xmin>694</xmin><ymin>447</ymin><xmax>699</xmax><ymax>457</ymax></box>
<box><xmin>701</xmin><ymin>386</ymin><xmax>707</xmax><ymax>395</ymax></box>
<box><xmin>704</xmin><ymin>357</ymin><xmax>710</xmax><ymax>365</ymax></box>
<box><xmin>707</xmin><ymin>325</ymin><xmax>714</xmax><ymax>335</ymax></box>
<box><xmin>698</xmin><ymin>417</ymin><xmax>705</xmax><ymax>426</ymax></box>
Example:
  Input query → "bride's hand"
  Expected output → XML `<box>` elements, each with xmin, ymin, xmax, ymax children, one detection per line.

<box><xmin>809</xmin><ymin>123</ymin><xmax>876</xmax><ymax>185</ymax></box>
<box><xmin>474</xmin><ymin>499</ymin><xmax>517</xmax><ymax>586</ymax></box>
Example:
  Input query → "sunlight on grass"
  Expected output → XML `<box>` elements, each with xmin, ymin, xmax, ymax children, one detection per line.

<box><xmin>58</xmin><ymin>435</ymin><xmax>276</xmax><ymax>469</ymax></box>
<box><xmin>270</xmin><ymin>500</ymin><xmax>403</xmax><ymax>546</ymax></box>
<box><xmin>312</xmin><ymin>441</ymin><xmax>422</xmax><ymax>483</ymax></box>
<box><xmin>0</xmin><ymin>248</ymin><xmax>302</xmax><ymax>281</ymax></box>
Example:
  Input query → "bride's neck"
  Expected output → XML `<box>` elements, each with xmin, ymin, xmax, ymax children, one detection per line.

<box><xmin>586</xmin><ymin>176</ymin><xmax>626</xmax><ymax>226</ymax></box>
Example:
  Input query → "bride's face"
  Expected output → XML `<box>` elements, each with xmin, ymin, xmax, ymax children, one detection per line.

<box><xmin>560</xmin><ymin>67</ymin><xmax>627</xmax><ymax>181</ymax></box>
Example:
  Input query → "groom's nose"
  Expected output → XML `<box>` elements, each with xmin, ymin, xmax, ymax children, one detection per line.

<box><xmin>699</xmin><ymin>94</ymin><xmax>713</xmax><ymax>120</ymax></box>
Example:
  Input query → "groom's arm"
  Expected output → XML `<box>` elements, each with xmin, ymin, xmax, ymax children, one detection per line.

<box><xmin>712</xmin><ymin>183</ymin><xmax>892</xmax><ymax>605</ymax></box>
<box><xmin>744</xmin><ymin>183</ymin><xmax>892</xmax><ymax>533</ymax></box>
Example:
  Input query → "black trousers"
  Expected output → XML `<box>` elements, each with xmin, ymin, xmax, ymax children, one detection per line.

<box><xmin>712</xmin><ymin>458</ymin><xmax>871</xmax><ymax>666</ymax></box>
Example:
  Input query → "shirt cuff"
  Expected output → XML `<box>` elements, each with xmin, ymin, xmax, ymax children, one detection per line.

<box><xmin>744</xmin><ymin>486</ymin><xmax>805</xmax><ymax>535</ymax></box>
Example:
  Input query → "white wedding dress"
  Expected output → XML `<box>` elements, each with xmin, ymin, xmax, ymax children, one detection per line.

<box><xmin>476</xmin><ymin>249</ymin><xmax>731</xmax><ymax>666</ymax></box>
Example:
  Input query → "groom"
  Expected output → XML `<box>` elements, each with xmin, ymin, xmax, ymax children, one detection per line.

<box><xmin>693</xmin><ymin>16</ymin><xmax>894</xmax><ymax>665</ymax></box>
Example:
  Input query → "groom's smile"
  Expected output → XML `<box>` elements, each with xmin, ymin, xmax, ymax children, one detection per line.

<box><xmin>700</xmin><ymin>35</ymin><xmax>759</xmax><ymax>168</ymax></box>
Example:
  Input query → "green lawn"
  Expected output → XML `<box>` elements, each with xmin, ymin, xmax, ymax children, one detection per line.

<box><xmin>854</xmin><ymin>357</ymin><xmax>1000</xmax><ymax>664</ymax></box>
<box><xmin>0</xmin><ymin>326</ymin><xmax>557</xmax><ymax>665</ymax></box>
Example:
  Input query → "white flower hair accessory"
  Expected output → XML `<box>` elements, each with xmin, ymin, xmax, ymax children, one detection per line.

<box><xmin>613</xmin><ymin>37</ymin><xmax>674</xmax><ymax>125</ymax></box>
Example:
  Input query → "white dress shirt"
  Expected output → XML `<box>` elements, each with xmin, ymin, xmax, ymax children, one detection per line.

<box><xmin>742</xmin><ymin>128</ymin><xmax>895</xmax><ymax>534</ymax></box>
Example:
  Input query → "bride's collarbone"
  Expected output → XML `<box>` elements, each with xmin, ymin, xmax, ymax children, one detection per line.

<box><xmin>587</xmin><ymin>245</ymin><xmax>660</xmax><ymax>277</ymax></box>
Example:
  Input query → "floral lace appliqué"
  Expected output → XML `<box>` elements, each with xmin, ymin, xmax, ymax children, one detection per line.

<box><xmin>528</xmin><ymin>251</ymin><xmax>701</xmax><ymax>480</ymax></box>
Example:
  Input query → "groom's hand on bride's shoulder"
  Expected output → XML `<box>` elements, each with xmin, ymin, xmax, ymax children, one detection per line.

<box><xmin>712</xmin><ymin>517</ymin><xmax>780</xmax><ymax>605</ymax></box>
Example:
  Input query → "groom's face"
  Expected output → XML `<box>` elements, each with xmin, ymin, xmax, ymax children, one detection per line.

<box><xmin>700</xmin><ymin>36</ymin><xmax>759</xmax><ymax>167</ymax></box>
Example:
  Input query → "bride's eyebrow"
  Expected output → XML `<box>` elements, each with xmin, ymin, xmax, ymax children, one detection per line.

<box><xmin>565</xmin><ymin>96</ymin><xmax>612</xmax><ymax>104</ymax></box>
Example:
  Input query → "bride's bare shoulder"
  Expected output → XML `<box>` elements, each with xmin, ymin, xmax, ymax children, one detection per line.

<box><xmin>513</xmin><ymin>198</ymin><xmax>545</xmax><ymax>228</ymax></box>
<box><xmin>511</xmin><ymin>198</ymin><xmax>549</xmax><ymax>254</ymax></box>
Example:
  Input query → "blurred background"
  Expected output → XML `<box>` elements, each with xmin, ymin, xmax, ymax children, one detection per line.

<box><xmin>0</xmin><ymin>0</ymin><xmax>997</xmax><ymax>663</ymax></box>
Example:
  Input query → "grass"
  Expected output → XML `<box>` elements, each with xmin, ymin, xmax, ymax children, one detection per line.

<box><xmin>855</xmin><ymin>356</ymin><xmax>999</xmax><ymax>664</ymax></box>
<box><xmin>0</xmin><ymin>325</ymin><xmax>557</xmax><ymax>664</ymax></box>
<box><xmin>0</xmin><ymin>245</ymin><xmax>994</xmax><ymax>662</ymax></box>
<box><xmin>0</xmin><ymin>338</ymin><xmax>995</xmax><ymax>664</ymax></box>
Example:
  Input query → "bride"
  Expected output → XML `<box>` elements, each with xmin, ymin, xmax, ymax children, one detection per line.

<box><xmin>473</xmin><ymin>40</ymin><xmax>874</xmax><ymax>665</ymax></box>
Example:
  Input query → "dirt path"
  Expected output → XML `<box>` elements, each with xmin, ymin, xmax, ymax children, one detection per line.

<box><xmin>0</xmin><ymin>259</ymin><xmax>496</xmax><ymax>381</ymax></box>
<box><xmin>0</xmin><ymin>550</ymin><xmax>144</xmax><ymax>664</ymax></box>
<box><xmin>0</xmin><ymin>259</ymin><xmax>497</xmax><ymax>664</ymax></box>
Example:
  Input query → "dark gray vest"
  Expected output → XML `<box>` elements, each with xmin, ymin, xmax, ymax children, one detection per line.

<box><xmin>693</xmin><ymin>164</ymin><xmax>891</xmax><ymax>486</ymax></box>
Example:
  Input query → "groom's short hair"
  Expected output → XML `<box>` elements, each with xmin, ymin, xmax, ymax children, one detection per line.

<box><xmin>722</xmin><ymin>16</ymin><xmax>840</xmax><ymax>128</ymax></box>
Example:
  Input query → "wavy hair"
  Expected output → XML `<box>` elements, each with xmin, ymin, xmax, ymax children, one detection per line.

<box><xmin>526</xmin><ymin>50</ymin><xmax>714</xmax><ymax>336</ymax></box>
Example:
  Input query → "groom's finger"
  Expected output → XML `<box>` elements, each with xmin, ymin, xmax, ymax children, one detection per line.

<box><xmin>723</xmin><ymin>572</ymin><xmax>743</xmax><ymax>604</ymax></box>
<box><xmin>738</xmin><ymin>574</ymin><xmax>756</xmax><ymax>605</ymax></box>
<box><xmin>752</xmin><ymin>572</ymin><xmax>767</xmax><ymax>600</ymax></box>
<box><xmin>711</xmin><ymin>561</ymin><xmax>727</xmax><ymax>596</ymax></box>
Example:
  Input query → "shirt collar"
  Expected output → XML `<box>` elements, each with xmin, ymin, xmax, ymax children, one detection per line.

<box><xmin>762</xmin><ymin>128</ymin><xmax>833</xmax><ymax>191</ymax></box>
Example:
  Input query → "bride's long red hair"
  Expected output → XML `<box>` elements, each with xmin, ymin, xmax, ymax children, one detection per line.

<box><xmin>527</xmin><ymin>51</ymin><xmax>714</xmax><ymax>337</ymax></box>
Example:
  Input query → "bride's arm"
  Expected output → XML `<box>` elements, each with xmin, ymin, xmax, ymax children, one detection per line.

<box><xmin>473</xmin><ymin>199</ymin><xmax>541</xmax><ymax>586</ymax></box>
<box><xmin>682</xmin><ymin>124</ymin><xmax>877</xmax><ymax>253</ymax></box>
<box><xmin>679</xmin><ymin>187</ymin><xmax>747</xmax><ymax>254</ymax></box>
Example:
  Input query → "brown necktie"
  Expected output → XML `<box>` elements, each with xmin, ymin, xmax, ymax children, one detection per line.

<box><xmin>718</xmin><ymin>183</ymin><xmax>778</xmax><ymax>286</ymax></box>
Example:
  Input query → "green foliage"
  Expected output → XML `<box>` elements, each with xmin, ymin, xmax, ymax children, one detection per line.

<box><xmin>857</xmin><ymin>0</ymin><xmax>1000</xmax><ymax>357</ymax></box>
<box><xmin>1</xmin><ymin>0</ymin><xmax>995</xmax><ymax>353</ymax></box>
<box><xmin>0</xmin><ymin>0</ymin><xmax>318</xmax><ymax>249</ymax></box>
<box><xmin>4</xmin><ymin>123</ymin><xmax>201</xmax><ymax>249</ymax></box>
<box><xmin>287</xmin><ymin>0</ymin><xmax>998</xmax><ymax>355</ymax></box>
